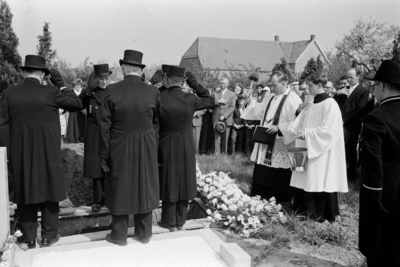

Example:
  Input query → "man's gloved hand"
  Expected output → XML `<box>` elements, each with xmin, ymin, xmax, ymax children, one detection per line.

<box><xmin>186</xmin><ymin>71</ymin><xmax>200</xmax><ymax>91</ymax></box>
<box><xmin>86</xmin><ymin>71</ymin><xmax>97</xmax><ymax>95</ymax></box>
<box><xmin>100</xmin><ymin>158</ymin><xmax>110</xmax><ymax>173</ymax></box>
<box><xmin>149</xmin><ymin>69</ymin><xmax>163</xmax><ymax>85</ymax></box>
<box><xmin>49</xmin><ymin>68</ymin><xmax>65</xmax><ymax>89</ymax></box>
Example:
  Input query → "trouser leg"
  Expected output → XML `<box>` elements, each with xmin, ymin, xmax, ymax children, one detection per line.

<box><xmin>134</xmin><ymin>212</ymin><xmax>152</xmax><ymax>239</ymax></box>
<box><xmin>39</xmin><ymin>202</ymin><xmax>60</xmax><ymax>239</ymax></box>
<box><xmin>222</xmin><ymin>126</ymin><xmax>231</xmax><ymax>154</ymax></box>
<box><xmin>111</xmin><ymin>214</ymin><xmax>129</xmax><ymax>241</ymax></box>
<box><xmin>236</xmin><ymin>128</ymin><xmax>245</xmax><ymax>152</ymax></box>
<box><xmin>245</xmin><ymin>128</ymin><xmax>253</xmax><ymax>154</ymax></box>
<box><xmin>346</xmin><ymin>133</ymin><xmax>358</xmax><ymax>181</ymax></box>
<box><xmin>93</xmin><ymin>177</ymin><xmax>105</xmax><ymax>204</ymax></box>
<box><xmin>199</xmin><ymin>123</ymin><xmax>208</xmax><ymax>154</ymax></box>
<box><xmin>18</xmin><ymin>203</ymin><xmax>39</xmax><ymax>242</ymax></box>
<box><xmin>214</xmin><ymin>129</ymin><xmax>221</xmax><ymax>154</ymax></box>
<box><xmin>230</xmin><ymin>128</ymin><xmax>237</xmax><ymax>153</ymax></box>
<box><xmin>161</xmin><ymin>201</ymin><xmax>176</xmax><ymax>226</ymax></box>
<box><xmin>176</xmin><ymin>200</ymin><xmax>189</xmax><ymax>226</ymax></box>
<box><xmin>195</xmin><ymin>126</ymin><xmax>201</xmax><ymax>154</ymax></box>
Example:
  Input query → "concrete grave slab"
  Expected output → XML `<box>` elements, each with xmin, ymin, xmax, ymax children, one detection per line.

<box><xmin>14</xmin><ymin>229</ymin><xmax>250</xmax><ymax>267</ymax></box>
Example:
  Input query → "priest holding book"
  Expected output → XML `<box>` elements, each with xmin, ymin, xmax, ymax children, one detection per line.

<box><xmin>289</xmin><ymin>73</ymin><xmax>348</xmax><ymax>222</ymax></box>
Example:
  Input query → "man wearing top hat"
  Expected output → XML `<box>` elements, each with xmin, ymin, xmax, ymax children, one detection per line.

<box><xmin>0</xmin><ymin>55</ymin><xmax>83</xmax><ymax>248</ymax></box>
<box><xmin>78</xmin><ymin>64</ymin><xmax>112</xmax><ymax>212</ymax></box>
<box><xmin>359</xmin><ymin>60</ymin><xmax>400</xmax><ymax>267</ymax></box>
<box><xmin>157</xmin><ymin>67</ymin><xmax>215</xmax><ymax>231</ymax></box>
<box><xmin>99</xmin><ymin>50</ymin><xmax>160</xmax><ymax>245</ymax></box>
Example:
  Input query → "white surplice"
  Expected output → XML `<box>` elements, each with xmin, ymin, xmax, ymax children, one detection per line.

<box><xmin>242</xmin><ymin>88</ymin><xmax>302</xmax><ymax>168</ymax></box>
<box><xmin>290</xmin><ymin>98</ymin><xmax>348</xmax><ymax>193</ymax></box>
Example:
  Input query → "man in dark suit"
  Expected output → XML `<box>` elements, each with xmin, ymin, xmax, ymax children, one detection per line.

<box><xmin>79</xmin><ymin>64</ymin><xmax>112</xmax><ymax>212</ymax></box>
<box><xmin>359</xmin><ymin>60</ymin><xmax>400</xmax><ymax>267</ymax></box>
<box><xmin>99</xmin><ymin>50</ymin><xmax>160</xmax><ymax>245</ymax></box>
<box><xmin>0</xmin><ymin>55</ymin><xmax>83</xmax><ymax>249</ymax></box>
<box><xmin>158</xmin><ymin>67</ymin><xmax>214</xmax><ymax>231</ymax></box>
<box><xmin>212</xmin><ymin>78</ymin><xmax>236</xmax><ymax>154</ymax></box>
<box><xmin>337</xmin><ymin>68</ymin><xmax>369</xmax><ymax>181</ymax></box>
<box><xmin>199</xmin><ymin>106</ymin><xmax>214</xmax><ymax>154</ymax></box>
<box><xmin>192</xmin><ymin>109</ymin><xmax>206</xmax><ymax>153</ymax></box>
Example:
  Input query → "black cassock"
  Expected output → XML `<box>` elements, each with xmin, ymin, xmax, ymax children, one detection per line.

<box><xmin>0</xmin><ymin>78</ymin><xmax>83</xmax><ymax>204</ymax></box>
<box><xmin>158</xmin><ymin>86</ymin><xmax>215</xmax><ymax>202</ymax></box>
<box><xmin>99</xmin><ymin>75</ymin><xmax>160</xmax><ymax>215</ymax></box>
<box><xmin>79</xmin><ymin>87</ymin><xmax>107</xmax><ymax>179</ymax></box>
<box><xmin>359</xmin><ymin>95</ymin><xmax>400</xmax><ymax>265</ymax></box>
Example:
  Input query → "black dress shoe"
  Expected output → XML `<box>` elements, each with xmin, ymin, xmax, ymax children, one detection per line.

<box><xmin>41</xmin><ymin>234</ymin><xmax>60</xmax><ymax>247</ymax></box>
<box><xmin>157</xmin><ymin>221</ymin><xmax>176</xmax><ymax>232</ymax></box>
<box><xmin>176</xmin><ymin>225</ymin><xmax>183</xmax><ymax>231</ymax></box>
<box><xmin>106</xmin><ymin>234</ymin><xmax>127</xmax><ymax>246</ymax></box>
<box><xmin>26</xmin><ymin>240</ymin><xmax>36</xmax><ymax>249</ymax></box>
<box><xmin>139</xmin><ymin>236</ymin><xmax>152</xmax><ymax>244</ymax></box>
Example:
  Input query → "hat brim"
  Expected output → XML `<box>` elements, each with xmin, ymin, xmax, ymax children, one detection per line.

<box><xmin>214</xmin><ymin>122</ymin><xmax>226</xmax><ymax>133</ymax></box>
<box><xmin>20</xmin><ymin>66</ymin><xmax>50</xmax><ymax>76</ymax></box>
<box><xmin>165</xmin><ymin>74</ymin><xmax>187</xmax><ymax>81</ymax></box>
<box><xmin>119</xmin><ymin>59</ymin><xmax>146</xmax><ymax>69</ymax></box>
<box><xmin>95</xmin><ymin>71</ymin><xmax>112</xmax><ymax>78</ymax></box>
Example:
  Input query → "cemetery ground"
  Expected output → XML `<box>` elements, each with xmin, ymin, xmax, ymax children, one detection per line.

<box><xmin>29</xmin><ymin>144</ymin><xmax>365</xmax><ymax>267</ymax></box>
<box><xmin>197</xmin><ymin>153</ymin><xmax>365</xmax><ymax>267</ymax></box>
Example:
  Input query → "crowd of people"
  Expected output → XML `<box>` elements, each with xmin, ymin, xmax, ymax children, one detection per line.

<box><xmin>0</xmin><ymin>50</ymin><xmax>399</xmax><ymax>266</ymax></box>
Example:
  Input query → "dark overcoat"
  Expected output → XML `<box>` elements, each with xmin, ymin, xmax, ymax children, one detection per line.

<box><xmin>0</xmin><ymin>78</ymin><xmax>83</xmax><ymax>204</ymax></box>
<box><xmin>79</xmin><ymin>87</ymin><xmax>108</xmax><ymax>178</ymax></box>
<box><xmin>359</xmin><ymin>95</ymin><xmax>400</xmax><ymax>264</ymax></box>
<box><xmin>158</xmin><ymin>86</ymin><xmax>215</xmax><ymax>202</ymax></box>
<box><xmin>99</xmin><ymin>75</ymin><xmax>160</xmax><ymax>215</ymax></box>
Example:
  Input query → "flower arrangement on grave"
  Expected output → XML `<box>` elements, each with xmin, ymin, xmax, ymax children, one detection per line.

<box><xmin>0</xmin><ymin>230</ymin><xmax>22</xmax><ymax>267</ymax></box>
<box><xmin>196</xmin><ymin>164</ymin><xmax>287</xmax><ymax>238</ymax></box>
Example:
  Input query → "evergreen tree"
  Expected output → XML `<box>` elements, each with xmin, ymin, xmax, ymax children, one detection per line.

<box><xmin>37</xmin><ymin>22</ymin><xmax>57</xmax><ymax>67</ymax></box>
<box><xmin>316</xmin><ymin>55</ymin><xmax>325</xmax><ymax>73</ymax></box>
<box><xmin>300</xmin><ymin>57</ymin><xmax>318</xmax><ymax>79</ymax></box>
<box><xmin>392</xmin><ymin>31</ymin><xmax>400</xmax><ymax>65</ymax></box>
<box><xmin>272</xmin><ymin>57</ymin><xmax>293</xmax><ymax>82</ymax></box>
<box><xmin>0</xmin><ymin>0</ymin><xmax>22</xmax><ymax>93</ymax></box>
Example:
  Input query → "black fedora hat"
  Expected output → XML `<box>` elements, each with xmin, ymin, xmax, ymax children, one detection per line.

<box><xmin>94</xmin><ymin>64</ymin><xmax>112</xmax><ymax>77</ymax></box>
<box><xmin>20</xmin><ymin>55</ymin><xmax>50</xmax><ymax>75</ymax></box>
<box><xmin>119</xmin><ymin>50</ymin><xmax>146</xmax><ymax>69</ymax></box>
<box><xmin>165</xmin><ymin>65</ymin><xmax>186</xmax><ymax>80</ymax></box>
<box><xmin>365</xmin><ymin>60</ymin><xmax>400</xmax><ymax>85</ymax></box>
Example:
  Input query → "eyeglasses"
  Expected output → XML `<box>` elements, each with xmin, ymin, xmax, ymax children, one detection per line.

<box><xmin>369</xmin><ymin>83</ymin><xmax>383</xmax><ymax>91</ymax></box>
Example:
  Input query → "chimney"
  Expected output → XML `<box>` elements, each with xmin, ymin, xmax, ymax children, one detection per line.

<box><xmin>275</xmin><ymin>35</ymin><xmax>279</xmax><ymax>42</ymax></box>
<box><xmin>310</xmin><ymin>34</ymin><xmax>316</xmax><ymax>41</ymax></box>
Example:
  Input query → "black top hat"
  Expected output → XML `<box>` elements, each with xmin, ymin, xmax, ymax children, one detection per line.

<box><xmin>214</xmin><ymin>121</ymin><xmax>226</xmax><ymax>134</ymax></box>
<box><xmin>119</xmin><ymin>50</ymin><xmax>146</xmax><ymax>69</ymax></box>
<box><xmin>94</xmin><ymin>64</ymin><xmax>112</xmax><ymax>77</ymax></box>
<box><xmin>161</xmin><ymin>64</ymin><xmax>170</xmax><ymax>74</ymax></box>
<box><xmin>165</xmin><ymin>65</ymin><xmax>186</xmax><ymax>80</ymax></box>
<box><xmin>365</xmin><ymin>60</ymin><xmax>400</xmax><ymax>85</ymax></box>
<box><xmin>20</xmin><ymin>55</ymin><xmax>50</xmax><ymax>75</ymax></box>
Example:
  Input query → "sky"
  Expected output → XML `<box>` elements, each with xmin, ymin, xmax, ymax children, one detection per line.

<box><xmin>6</xmin><ymin>0</ymin><xmax>400</xmax><ymax>68</ymax></box>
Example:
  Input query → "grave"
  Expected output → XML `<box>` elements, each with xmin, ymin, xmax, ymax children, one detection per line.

<box><xmin>0</xmin><ymin>147</ymin><xmax>16</xmax><ymax>267</ymax></box>
<box><xmin>0</xmin><ymin>145</ymin><xmax>250</xmax><ymax>267</ymax></box>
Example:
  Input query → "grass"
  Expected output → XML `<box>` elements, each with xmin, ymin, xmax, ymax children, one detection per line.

<box><xmin>196</xmin><ymin>153</ymin><xmax>360</xmax><ymax>249</ymax></box>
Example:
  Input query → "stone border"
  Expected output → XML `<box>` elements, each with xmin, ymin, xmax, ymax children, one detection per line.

<box><xmin>15</xmin><ymin>229</ymin><xmax>250</xmax><ymax>267</ymax></box>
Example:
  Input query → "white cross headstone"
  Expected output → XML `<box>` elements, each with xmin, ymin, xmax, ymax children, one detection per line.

<box><xmin>0</xmin><ymin>147</ymin><xmax>10</xmax><ymax>244</ymax></box>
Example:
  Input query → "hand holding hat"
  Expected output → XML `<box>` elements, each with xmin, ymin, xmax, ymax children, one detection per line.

<box><xmin>49</xmin><ymin>68</ymin><xmax>65</xmax><ymax>89</ymax></box>
<box><xmin>186</xmin><ymin>71</ymin><xmax>201</xmax><ymax>92</ymax></box>
<box><xmin>149</xmin><ymin>69</ymin><xmax>163</xmax><ymax>85</ymax></box>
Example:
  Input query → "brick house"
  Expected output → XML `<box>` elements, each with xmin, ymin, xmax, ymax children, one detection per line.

<box><xmin>180</xmin><ymin>35</ymin><xmax>330</xmax><ymax>81</ymax></box>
